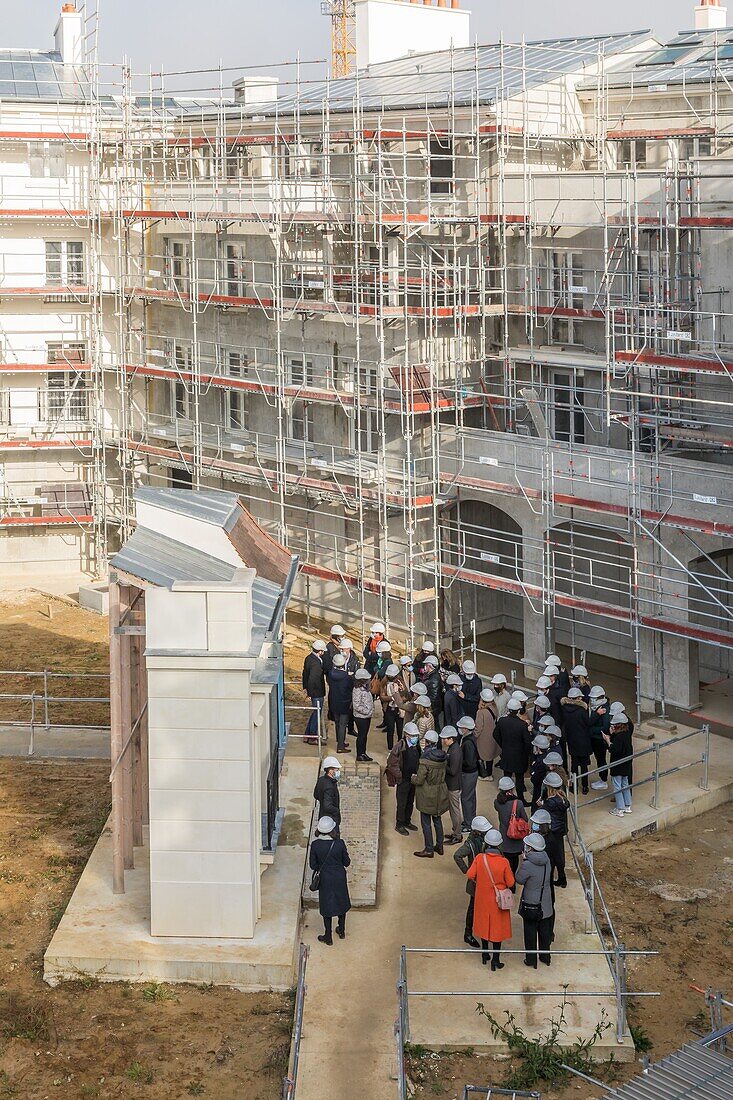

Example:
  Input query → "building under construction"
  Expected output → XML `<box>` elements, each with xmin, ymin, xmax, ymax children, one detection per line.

<box><xmin>2</xmin><ymin>0</ymin><xmax>733</xmax><ymax>716</ymax></box>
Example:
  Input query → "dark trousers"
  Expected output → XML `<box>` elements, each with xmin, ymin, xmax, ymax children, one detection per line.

<box><xmin>570</xmin><ymin>754</ymin><xmax>591</xmax><ymax>794</ymax></box>
<box><xmin>481</xmin><ymin>940</ymin><xmax>502</xmax><ymax>964</ymax></box>
<box><xmin>420</xmin><ymin>812</ymin><xmax>444</xmax><ymax>853</ymax></box>
<box><xmin>460</xmin><ymin>770</ymin><xmax>478</xmax><ymax>828</ymax></box>
<box><xmin>335</xmin><ymin>713</ymin><xmax>349</xmax><ymax>749</ymax></box>
<box><xmin>592</xmin><ymin>740</ymin><xmax>609</xmax><ymax>782</ymax></box>
<box><xmin>354</xmin><ymin>716</ymin><xmax>371</xmax><ymax>757</ymax></box>
<box><xmin>465</xmin><ymin>893</ymin><xmax>475</xmax><ymax>934</ymax></box>
<box><xmin>385</xmin><ymin>708</ymin><xmax>403</xmax><ymax>750</ymax></box>
<box><xmin>503</xmin><ymin>768</ymin><xmax>526</xmax><ymax>801</ymax></box>
<box><xmin>505</xmin><ymin>850</ymin><xmax>520</xmax><ymax>892</ymax></box>
<box><xmin>305</xmin><ymin>696</ymin><xmax>323</xmax><ymax>740</ymax></box>
<box><xmin>545</xmin><ymin>830</ymin><xmax>567</xmax><ymax>886</ymax></box>
<box><xmin>396</xmin><ymin>780</ymin><xmax>415</xmax><ymax>827</ymax></box>
<box><xmin>323</xmin><ymin>914</ymin><xmax>346</xmax><ymax>940</ymax></box>
<box><xmin>523</xmin><ymin>915</ymin><xmax>553</xmax><ymax>965</ymax></box>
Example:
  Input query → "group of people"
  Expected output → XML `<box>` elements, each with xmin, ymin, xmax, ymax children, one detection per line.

<box><xmin>305</xmin><ymin>626</ymin><xmax>637</xmax><ymax>954</ymax></box>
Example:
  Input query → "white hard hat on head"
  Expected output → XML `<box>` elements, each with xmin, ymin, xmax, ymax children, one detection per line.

<box><xmin>331</xmin><ymin>624</ymin><xmax>345</xmax><ymax>636</ymax></box>
<box><xmin>533</xmin><ymin>734</ymin><xmax>550</xmax><ymax>749</ymax></box>
<box><xmin>322</xmin><ymin>756</ymin><xmax>341</xmax><ymax>771</ymax></box>
<box><xmin>536</xmin><ymin>676</ymin><xmax>552</xmax><ymax>690</ymax></box>
<box><xmin>424</xmin><ymin>655</ymin><xmax>439</xmax><ymax>668</ymax></box>
<box><xmin>462</xmin><ymin>660</ymin><xmax>476</xmax><ymax>675</ymax></box>
<box><xmin>535</xmin><ymin>695</ymin><xmax>551</xmax><ymax>709</ymax></box>
<box><xmin>411</xmin><ymin>683</ymin><xmax>428</xmax><ymax>696</ymax></box>
<box><xmin>457</xmin><ymin>716</ymin><xmax>475</xmax><ymax>731</ymax></box>
<box><xmin>611</xmin><ymin>713</ymin><xmax>629</xmax><ymax>726</ymax></box>
<box><xmin>524</xmin><ymin>833</ymin><xmax>546</xmax><ymax>852</ymax></box>
<box><xmin>531</xmin><ymin>808</ymin><xmax>552</xmax><ymax>824</ymax></box>
<box><xmin>399</xmin><ymin>655</ymin><xmax>412</xmax><ymax>666</ymax></box>
<box><xmin>403</xmin><ymin>722</ymin><xmax>419</xmax><ymax>737</ymax></box>
<box><xmin>512</xmin><ymin>690</ymin><xmax>528</xmax><ymax>702</ymax></box>
<box><xmin>471</xmin><ymin>816</ymin><xmax>491</xmax><ymax>833</ymax></box>
<box><xmin>317</xmin><ymin>816</ymin><xmax>336</xmax><ymax>835</ymax></box>
<box><xmin>480</xmin><ymin>688</ymin><xmax>495</xmax><ymax>702</ymax></box>
<box><xmin>376</xmin><ymin>641</ymin><xmax>391</xmax><ymax>654</ymax></box>
<box><xmin>439</xmin><ymin>725</ymin><xmax>458</xmax><ymax>740</ymax></box>
<box><xmin>507</xmin><ymin>698</ymin><xmax>522</xmax><ymax>711</ymax></box>
<box><xmin>545</xmin><ymin>752</ymin><xmax>563</xmax><ymax>766</ymax></box>
<box><xmin>538</xmin><ymin>714</ymin><xmax>554</xmax><ymax>728</ymax></box>
<box><xmin>544</xmin><ymin>772</ymin><xmax>563</xmax><ymax>788</ymax></box>
<box><xmin>567</xmin><ymin>687</ymin><xmax>583</xmax><ymax>699</ymax></box>
<box><xmin>545</xmin><ymin>654</ymin><xmax>561</xmax><ymax>666</ymax></box>
<box><xmin>546</xmin><ymin>724</ymin><xmax>562</xmax><ymax>738</ymax></box>
<box><xmin>371</xmin><ymin>622</ymin><xmax>386</xmax><ymax>634</ymax></box>
<box><xmin>589</xmin><ymin>685</ymin><xmax>605</xmax><ymax>699</ymax></box>
<box><xmin>543</xmin><ymin>666</ymin><xmax>558</xmax><ymax>678</ymax></box>
<box><xmin>312</xmin><ymin>639</ymin><xmax>327</xmax><ymax>651</ymax></box>
<box><xmin>386</xmin><ymin>664</ymin><xmax>400</xmax><ymax>677</ymax></box>
<box><xmin>332</xmin><ymin>653</ymin><xmax>346</xmax><ymax>668</ymax></box>
<box><xmin>422</xmin><ymin>640</ymin><xmax>435</xmax><ymax>653</ymax></box>
<box><xmin>571</xmin><ymin>665</ymin><xmax>588</xmax><ymax>677</ymax></box>
<box><xmin>340</xmin><ymin>637</ymin><xmax>353</xmax><ymax>649</ymax></box>
<box><xmin>446</xmin><ymin>674</ymin><xmax>462</xmax><ymax>686</ymax></box>
<box><xmin>424</xmin><ymin>730</ymin><xmax>439</xmax><ymax>744</ymax></box>
<box><xmin>609</xmin><ymin>701</ymin><xmax>625</xmax><ymax>714</ymax></box>
<box><xmin>485</xmin><ymin>829</ymin><xmax>504</xmax><ymax>848</ymax></box>
<box><xmin>355</xmin><ymin>668</ymin><xmax>371</xmax><ymax>681</ymax></box>
<box><xmin>498</xmin><ymin>776</ymin><xmax>515</xmax><ymax>791</ymax></box>
<box><xmin>491</xmin><ymin>673</ymin><xmax>507</xmax><ymax>685</ymax></box>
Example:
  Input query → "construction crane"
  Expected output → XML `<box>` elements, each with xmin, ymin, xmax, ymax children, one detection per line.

<box><xmin>321</xmin><ymin>0</ymin><xmax>356</xmax><ymax>78</ymax></box>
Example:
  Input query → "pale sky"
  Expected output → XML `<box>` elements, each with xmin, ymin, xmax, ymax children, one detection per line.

<box><xmin>4</xmin><ymin>1</ymin><xmax>706</xmax><ymax>76</ymax></box>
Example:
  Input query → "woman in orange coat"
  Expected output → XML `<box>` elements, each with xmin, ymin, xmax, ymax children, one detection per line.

<box><xmin>465</xmin><ymin>828</ymin><xmax>515</xmax><ymax>969</ymax></box>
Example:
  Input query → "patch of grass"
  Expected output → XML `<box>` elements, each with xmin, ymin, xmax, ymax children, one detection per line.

<box><xmin>48</xmin><ymin>902</ymin><xmax>67</xmax><ymax>931</ymax></box>
<box><xmin>125</xmin><ymin>1062</ymin><xmax>154</xmax><ymax>1084</ymax></box>
<box><xmin>186</xmin><ymin>1084</ymin><xmax>205</xmax><ymax>1097</ymax></box>
<box><xmin>630</xmin><ymin>1023</ymin><xmax>653</xmax><ymax>1054</ymax></box>
<box><xmin>196</xmin><ymin>982</ymin><xmax>215</xmax><ymax>994</ymax></box>
<box><xmin>0</xmin><ymin>994</ymin><xmax>51</xmax><ymax>1043</ymax></box>
<box><xmin>476</xmin><ymin>999</ymin><xmax>613</xmax><ymax>1090</ymax></box>
<box><xmin>0</xmin><ymin>1071</ymin><xmax>16</xmax><ymax>1097</ymax></box>
<box><xmin>263</xmin><ymin>1040</ymin><xmax>290</xmax><ymax>1074</ymax></box>
<box><xmin>404</xmin><ymin>1042</ymin><xmax>430</xmax><ymax>1059</ymax></box>
<box><xmin>141</xmin><ymin>982</ymin><xmax>176</xmax><ymax>1004</ymax></box>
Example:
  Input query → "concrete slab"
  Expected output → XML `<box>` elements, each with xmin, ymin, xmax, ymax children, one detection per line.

<box><xmin>78</xmin><ymin>581</ymin><xmax>109</xmax><ymax>615</ymax></box>
<box><xmin>0</xmin><ymin>724</ymin><xmax>110</xmax><ymax>759</ymax></box>
<box><xmin>572</xmin><ymin>722</ymin><xmax>733</xmax><ymax>854</ymax></box>
<box><xmin>43</xmin><ymin>752</ymin><xmax>317</xmax><ymax>990</ymax></box>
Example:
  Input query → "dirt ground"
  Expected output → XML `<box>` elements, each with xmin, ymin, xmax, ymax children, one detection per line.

<box><xmin>0</xmin><ymin>591</ymin><xmax>110</xmax><ymax>728</ymax></box>
<box><xmin>408</xmin><ymin>801</ymin><xmax>733</xmax><ymax>1099</ymax></box>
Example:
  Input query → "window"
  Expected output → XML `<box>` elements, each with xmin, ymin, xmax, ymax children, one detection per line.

<box><xmin>289</xmin><ymin>399</ymin><xmax>312</xmax><ymax>443</ymax></box>
<box><xmin>430</xmin><ymin>137</ymin><xmax>454</xmax><ymax>197</ymax></box>
<box><xmin>45</xmin><ymin>241</ymin><xmax>85</xmax><ymax>286</ymax></box>
<box><xmin>355</xmin><ymin>407</ymin><xmax>380</xmax><ymax>455</ymax></box>
<box><xmin>226</xmin><ymin>144</ymin><xmax>251</xmax><ymax>180</ymax></box>
<box><xmin>47</xmin><ymin>341</ymin><xmax>87</xmax><ymax>368</ymax></box>
<box><xmin>553</xmin><ymin>372</ymin><xmax>585</xmax><ymax>444</ymax></box>
<box><xmin>166</xmin><ymin>239</ymin><xmax>191</xmax><ymax>294</ymax></box>
<box><xmin>227</xmin><ymin>353</ymin><xmax>247</xmax><ymax>431</ymax></box>
<box><xmin>226</xmin><ymin>243</ymin><xmax>247</xmax><ymax>297</ymax></box>
<box><xmin>29</xmin><ymin>141</ymin><xmax>66</xmax><ymax>179</ymax></box>
<box><xmin>288</xmin><ymin>356</ymin><xmax>314</xmax><ymax>387</ymax></box>
<box><xmin>638</xmin><ymin>43</ymin><xmax>701</xmax><ymax>66</ymax></box>
<box><xmin>678</xmin><ymin>135</ymin><xmax>712</xmax><ymax>161</ymax></box>
<box><xmin>172</xmin><ymin>344</ymin><xmax>193</xmax><ymax>419</ymax></box>
<box><xmin>45</xmin><ymin>371</ymin><xmax>88</xmax><ymax>422</ymax></box>
<box><xmin>617</xmin><ymin>139</ymin><xmax>647</xmax><ymax>170</ymax></box>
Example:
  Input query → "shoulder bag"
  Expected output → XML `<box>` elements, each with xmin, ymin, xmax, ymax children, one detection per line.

<box><xmin>309</xmin><ymin>840</ymin><xmax>335</xmax><ymax>891</ymax></box>
<box><xmin>518</xmin><ymin>861</ymin><xmax>547</xmax><ymax>922</ymax></box>
<box><xmin>483</xmin><ymin>853</ymin><xmax>514</xmax><ymax>911</ymax></box>
<box><xmin>507</xmin><ymin>798</ymin><xmax>531</xmax><ymax>840</ymax></box>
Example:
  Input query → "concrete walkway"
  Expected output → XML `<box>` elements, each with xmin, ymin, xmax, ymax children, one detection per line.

<box><xmin>0</xmin><ymin>723</ymin><xmax>110</xmax><ymax>759</ymax></box>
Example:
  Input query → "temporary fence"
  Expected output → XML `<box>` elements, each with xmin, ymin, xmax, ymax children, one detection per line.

<box><xmin>283</xmin><ymin>679</ymin><xmax>326</xmax><ymax>747</ymax></box>
<box><xmin>462</xmin><ymin>1089</ymin><xmax>541</xmax><ymax>1100</ymax></box>
<box><xmin>282</xmin><ymin>943</ymin><xmax>309</xmax><ymax>1100</ymax></box>
<box><xmin>0</xmin><ymin>668</ymin><xmax>111</xmax><ymax>755</ymax></box>
<box><xmin>568</xmin><ymin>723</ymin><xmax>711</xmax><ymax>821</ymax></box>
<box><xmin>689</xmin><ymin>986</ymin><xmax>733</xmax><ymax>1056</ymax></box>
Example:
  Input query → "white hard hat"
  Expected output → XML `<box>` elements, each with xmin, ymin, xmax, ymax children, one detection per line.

<box><xmin>422</xmin><ymin>641</ymin><xmax>435</xmax><ymax>653</ymax></box>
<box><xmin>543</xmin><ymin>667</ymin><xmax>558</xmax><ymax>678</ymax></box>
<box><xmin>411</xmin><ymin>683</ymin><xmax>428</xmax><ymax>696</ymax></box>
<box><xmin>545</xmin><ymin>655</ymin><xmax>562</xmax><ymax>667</ymax></box>
<box><xmin>446</xmin><ymin>674</ymin><xmax>462</xmax><ymax>686</ymax></box>
<box><xmin>544</xmin><ymin>772</ymin><xmax>563</xmax><ymax>788</ymax></box>
<box><xmin>498</xmin><ymin>776</ymin><xmax>516</xmax><ymax>791</ymax></box>
<box><xmin>609</xmin><ymin>701</ymin><xmax>625</xmax><ymax>714</ymax></box>
<box><xmin>524</xmin><ymin>833</ymin><xmax>546</xmax><ymax>852</ymax></box>
<box><xmin>480</xmin><ymin>688</ymin><xmax>495</xmax><ymax>702</ymax></box>
<box><xmin>545</xmin><ymin>752</ymin><xmax>563</xmax><ymax>766</ymax></box>
<box><xmin>536</xmin><ymin>676</ymin><xmax>552</xmax><ymax>690</ymax></box>
<box><xmin>386</xmin><ymin>664</ymin><xmax>400</xmax><ymax>677</ymax></box>
<box><xmin>462</xmin><ymin>660</ymin><xmax>476</xmax><ymax>675</ymax></box>
<box><xmin>533</xmin><ymin>734</ymin><xmax>550</xmax><ymax>749</ymax></box>
<box><xmin>571</xmin><ymin>665</ymin><xmax>588</xmax><ymax>677</ymax></box>
<box><xmin>546</xmin><ymin>724</ymin><xmax>562</xmax><ymax>738</ymax></box>
<box><xmin>491</xmin><ymin>673</ymin><xmax>507</xmax><ymax>685</ymax></box>
<box><xmin>355</xmin><ymin>668</ymin><xmax>371</xmax><ymax>681</ymax></box>
<box><xmin>424</xmin><ymin>730</ymin><xmax>439</xmax><ymax>744</ymax></box>
<box><xmin>331</xmin><ymin>624</ymin><xmax>345</xmax><ymax>636</ymax></box>
<box><xmin>471</xmin><ymin>816</ymin><xmax>491</xmax><ymax>833</ymax></box>
<box><xmin>531</xmin><ymin>808</ymin><xmax>552</xmax><ymax>824</ymax></box>
<box><xmin>567</xmin><ymin>687</ymin><xmax>583</xmax><ymax>699</ymax></box>
<box><xmin>439</xmin><ymin>725</ymin><xmax>458</xmax><ymax>740</ymax></box>
<box><xmin>376</xmin><ymin>641</ymin><xmax>391</xmax><ymax>655</ymax></box>
<box><xmin>507</xmin><ymin>698</ymin><xmax>522</xmax><ymax>711</ymax></box>
<box><xmin>538</xmin><ymin>715</ymin><xmax>554</xmax><ymax>728</ymax></box>
<box><xmin>589</xmin><ymin>685</ymin><xmax>605</xmax><ymax>699</ymax></box>
<box><xmin>371</xmin><ymin>622</ymin><xmax>386</xmax><ymax>634</ymax></box>
<box><xmin>332</xmin><ymin>653</ymin><xmax>346</xmax><ymax>668</ymax></box>
<box><xmin>611</xmin><ymin>713</ymin><xmax>629</xmax><ymax>726</ymax></box>
<box><xmin>322</xmin><ymin>756</ymin><xmax>341</xmax><ymax>771</ymax></box>
<box><xmin>424</xmin><ymin>655</ymin><xmax>439</xmax><ymax>668</ymax></box>
<box><xmin>399</xmin><ymin>655</ymin><xmax>412</xmax><ymax>666</ymax></box>
<box><xmin>485</xmin><ymin>829</ymin><xmax>504</xmax><ymax>848</ymax></box>
<box><xmin>317</xmin><ymin>816</ymin><xmax>336</xmax><ymax>835</ymax></box>
<box><xmin>512</xmin><ymin>690</ymin><xmax>528</xmax><ymax>703</ymax></box>
<box><xmin>457</xmin><ymin>716</ymin><xmax>475</xmax><ymax>731</ymax></box>
<box><xmin>535</xmin><ymin>695</ymin><xmax>551</xmax><ymax>709</ymax></box>
<box><xmin>403</xmin><ymin>722</ymin><xmax>419</xmax><ymax>737</ymax></box>
<box><xmin>340</xmin><ymin>637</ymin><xmax>353</xmax><ymax>650</ymax></box>
<box><xmin>312</xmin><ymin>640</ymin><xmax>327</xmax><ymax>652</ymax></box>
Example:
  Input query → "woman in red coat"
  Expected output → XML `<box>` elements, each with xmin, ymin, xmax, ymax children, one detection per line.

<box><xmin>465</xmin><ymin>828</ymin><xmax>515</xmax><ymax>969</ymax></box>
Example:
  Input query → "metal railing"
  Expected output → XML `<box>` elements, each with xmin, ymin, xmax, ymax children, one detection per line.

<box><xmin>284</xmin><ymin>680</ymin><xmax>326</xmax><ymax>747</ymax></box>
<box><xmin>282</xmin><ymin>943</ymin><xmax>309</xmax><ymax>1100</ymax></box>
<box><xmin>0</xmin><ymin>669</ymin><xmax>111</xmax><ymax>755</ymax></box>
<box><xmin>463</xmin><ymin>1089</ymin><xmax>541</xmax><ymax>1099</ymax></box>
<box><xmin>690</xmin><ymin>986</ymin><xmax>733</xmax><ymax>1055</ymax></box>
<box><xmin>569</xmin><ymin>724</ymin><xmax>711</xmax><ymax>820</ymax></box>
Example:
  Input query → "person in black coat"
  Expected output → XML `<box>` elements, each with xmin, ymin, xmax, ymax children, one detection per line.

<box><xmin>313</xmin><ymin>757</ymin><xmax>342</xmax><ymax>833</ymax></box>
<box><xmin>443</xmin><ymin>676</ymin><xmax>464</xmax><ymax>727</ymax></box>
<box><xmin>536</xmin><ymin>772</ymin><xmax>569</xmax><ymax>888</ymax></box>
<box><xmin>421</xmin><ymin>658</ymin><xmax>444</xmax><ymax>728</ymax></box>
<box><xmin>493</xmin><ymin>699</ymin><xmax>532</xmax><ymax>802</ymax></box>
<box><xmin>302</xmin><ymin>640</ymin><xmax>327</xmax><ymax>745</ymax></box>
<box><xmin>309</xmin><ymin>816</ymin><xmax>351</xmax><ymax>944</ymax></box>
<box><xmin>588</xmin><ymin>687</ymin><xmax>611</xmax><ymax>789</ymax></box>
<box><xmin>561</xmin><ymin>688</ymin><xmax>592</xmax><ymax>795</ymax></box>
<box><xmin>328</xmin><ymin>655</ymin><xmax>354</xmax><ymax>752</ymax></box>
<box><xmin>460</xmin><ymin>661</ymin><xmax>482</xmax><ymax>720</ymax></box>
<box><xmin>605</xmin><ymin>714</ymin><xmax>634</xmax><ymax>817</ymax></box>
<box><xmin>545</xmin><ymin>672</ymin><xmax>565</xmax><ymax>728</ymax></box>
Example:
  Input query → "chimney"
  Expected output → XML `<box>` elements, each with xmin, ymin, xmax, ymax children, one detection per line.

<box><xmin>355</xmin><ymin>0</ymin><xmax>471</xmax><ymax>69</ymax></box>
<box><xmin>54</xmin><ymin>3</ymin><xmax>84</xmax><ymax>65</ymax></box>
<box><xmin>695</xmin><ymin>0</ymin><xmax>728</xmax><ymax>29</ymax></box>
<box><xmin>232</xmin><ymin>76</ymin><xmax>279</xmax><ymax>105</ymax></box>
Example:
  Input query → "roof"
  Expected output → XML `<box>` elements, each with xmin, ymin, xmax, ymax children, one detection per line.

<box><xmin>580</xmin><ymin>27</ymin><xmax>733</xmax><ymax>90</ymax></box>
<box><xmin>111</xmin><ymin>527</ymin><xmax>238</xmax><ymax>587</ymax></box>
<box><xmin>0</xmin><ymin>49</ymin><xmax>89</xmax><ymax>101</ymax></box>
<box><xmin>252</xmin><ymin>31</ymin><xmax>653</xmax><ymax>117</ymax></box>
<box><xmin>601</xmin><ymin>1039</ymin><xmax>733</xmax><ymax>1098</ymax></box>
<box><xmin>134</xmin><ymin>486</ymin><xmax>240</xmax><ymax>533</ymax></box>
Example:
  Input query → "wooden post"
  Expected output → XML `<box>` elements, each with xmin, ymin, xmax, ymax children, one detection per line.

<box><xmin>120</xmin><ymin>584</ymin><xmax>134</xmax><ymax>870</ymax></box>
<box><xmin>131</xmin><ymin>630</ymin><xmax>144</xmax><ymax>847</ymax></box>
<box><xmin>109</xmin><ymin>578</ymin><xmax>125</xmax><ymax>894</ymax></box>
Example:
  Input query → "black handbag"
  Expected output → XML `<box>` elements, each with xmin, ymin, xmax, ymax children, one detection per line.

<box><xmin>309</xmin><ymin>841</ymin><xmax>335</xmax><ymax>891</ymax></box>
<box><xmin>518</xmin><ymin>862</ymin><xmax>546</xmax><ymax>922</ymax></box>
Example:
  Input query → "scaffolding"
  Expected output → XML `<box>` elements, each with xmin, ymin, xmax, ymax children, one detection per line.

<box><xmin>3</xmin><ymin>22</ymin><xmax>733</xmax><ymax>707</ymax></box>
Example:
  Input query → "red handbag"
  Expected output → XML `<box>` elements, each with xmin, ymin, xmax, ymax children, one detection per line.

<box><xmin>507</xmin><ymin>798</ymin><xmax>530</xmax><ymax>840</ymax></box>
